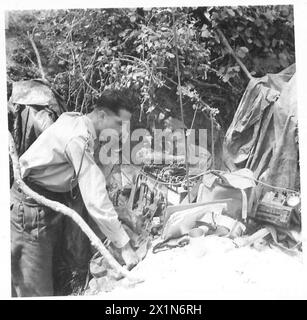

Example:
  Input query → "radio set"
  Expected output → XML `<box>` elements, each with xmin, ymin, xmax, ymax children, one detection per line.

<box><xmin>254</xmin><ymin>190</ymin><xmax>300</xmax><ymax>229</ymax></box>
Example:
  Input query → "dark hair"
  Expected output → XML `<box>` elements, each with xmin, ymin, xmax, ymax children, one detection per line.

<box><xmin>94</xmin><ymin>89</ymin><xmax>134</xmax><ymax>115</ymax></box>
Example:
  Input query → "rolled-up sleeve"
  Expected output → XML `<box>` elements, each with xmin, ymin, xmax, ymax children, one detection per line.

<box><xmin>65</xmin><ymin>136</ymin><xmax>130</xmax><ymax>248</ymax></box>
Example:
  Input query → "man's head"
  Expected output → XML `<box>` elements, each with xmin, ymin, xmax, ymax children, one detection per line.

<box><xmin>88</xmin><ymin>89</ymin><xmax>133</xmax><ymax>137</ymax></box>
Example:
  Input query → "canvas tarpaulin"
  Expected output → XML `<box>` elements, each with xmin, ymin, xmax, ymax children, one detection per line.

<box><xmin>8</xmin><ymin>79</ymin><xmax>67</xmax><ymax>157</ymax></box>
<box><xmin>223</xmin><ymin>64</ymin><xmax>299</xmax><ymax>191</ymax></box>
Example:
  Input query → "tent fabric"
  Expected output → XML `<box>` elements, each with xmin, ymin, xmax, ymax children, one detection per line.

<box><xmin>9</xmin><ymin>79</ymin><xmax>66</xmax><ymax>116</ymax></box>
<box><xmin>8</xmin><ymin>79</ymin><xmax>67</xmax><ymax>157</ymax></box>
<box><xmin>223</xmin><ymin>64</ymin><xmax>299</xmax><ymax>191</ymax></box>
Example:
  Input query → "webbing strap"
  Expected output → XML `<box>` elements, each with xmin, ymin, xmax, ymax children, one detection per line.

<box><xmin>210</xmin><ymin>171</ymin><xmax>249</xmax><ymax>222</ymax></box>
<box><xmin>70</xmin><ymin>137</ymin><xmax>89</xmax><ymax>199</ymax></box>
<box><xmin>240</xmin><ymin>188</ymin><xmax>248</xmax><ymax>221</ymax></box>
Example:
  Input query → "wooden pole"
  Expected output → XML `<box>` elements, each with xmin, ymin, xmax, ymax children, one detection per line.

<box><xmin>210</xmin><ymin>112</ymin><xmax>215</xmax><ymax>169</ymax></box>
<box><xmin>172</xmin><ymin>9</ymin><xmax>191</xmax><ymax>203</ymax></box>
<box><xmin>27</xmin><ymin>31</ymin><xmax>48</xmax><ymax>83</ymax></box>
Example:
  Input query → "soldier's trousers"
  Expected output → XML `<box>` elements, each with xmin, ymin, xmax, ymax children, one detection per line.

<box><xmin>10</xmin><ymin>182</ymin><xmax>91</xmax><ymax>297</ymax></box>
<box><xmin>10</xmin><ymin>182</ymin><xmax>63</xmax><ymax>297</ymax></box>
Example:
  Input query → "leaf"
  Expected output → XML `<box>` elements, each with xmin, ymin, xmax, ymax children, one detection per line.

<box><xmin>201</xmin><ymin>29</ymin><xmax>211</xmax><ymax>38</ymax></box>
<box><xmin>136</xmin><ymin>45</ymin><xmax>143</xmax><ymax>53</ymax></box>
<box><xmin>204</xmin><ymin>11</ymin><xmax>211</xmax><ymax>20</ymax></box>
<box><xmin>264</xmin><ymin>10</ymin><xmax>274</xmax><ymax>21</ymax></box>
<box><xmin>245</xmin><ymin>28</ymin><xmax>252</xmax><ymax>38</ymax></box>
<box><xmin>166</xmin><ymin>52</ymin><xmax>175</xmax><ymax>59</ymax></box>
<box><xmin>280</xmin><ymin>57</ymin><xmax>288</xmax><ymax>68</ymax></box>
<box><xmin>236</xmin><ymin>46</ymin><xmax>249</xmax><ymax>59</ymax></box>
<box><xmin>147</xmin><ymin>106</ymin><xmax>155</xmax><ymax>113</ymax></box>
<box><xmin>217</xmin><ymin>66</ymin><xmax>225</xmax><ymax>77</ymax></box>
<box><xmin>222</xmin><ymin>73</ymin><xmax>230</xmax><ymax>82</ymax></box>
<box><xmin>254</xmin><ymin>39</ymin><xmax>262</xmax><ymax>47</ymax></box>
<box><xmin>246</xmin><ymin>16</ymin><xmax>255</xmax><ymax>22</ymax></box>
<box><xmin>279</xmin><ymin>52</ymin><xmax>288</xmax><ymax>61</ymax></box>
<box><xmin>130</xmin><ymin>15</ymin><xmax>136</xmax><ymax>23</ymax></box>
<box><xmin>255</xmin><ymin>19</ymin><xmax>262</xmax><ymax>27</ymax></box>
<box><xmin>227</xmin><ymin>8</ymin><xmax>235</xmax><ymax>17</ymax></box>
<box><xmin>214</xmin><ymin>33</ymin><xmax>220</xmax><ymax>44</ymax></box>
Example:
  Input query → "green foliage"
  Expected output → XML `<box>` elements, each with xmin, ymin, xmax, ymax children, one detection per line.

<box><xmin>6</xmin><ymin>5</ymin><xmax>295</xmax><ymax>130</ymax></box>
<box><xmin>206</xmin><ymin>5</ymin><xmax>294</xmax><ymax>75</ymax></box>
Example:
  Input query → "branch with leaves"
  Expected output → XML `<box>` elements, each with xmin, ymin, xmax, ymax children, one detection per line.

<box><xmin>215</xmin><ymin>28</ymin><xmax>253</xmax><ymax>80</ymax></box>
<box><xmin>8</xmin><ymin>6</ymin><xmax>295</xmax><ymax>129</ymax></box>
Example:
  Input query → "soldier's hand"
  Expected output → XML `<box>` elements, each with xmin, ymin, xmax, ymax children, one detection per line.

<box><xmin>120</xmin><ymin>242</ymin><xmax>139</xmax><ymax>270</ymax></box>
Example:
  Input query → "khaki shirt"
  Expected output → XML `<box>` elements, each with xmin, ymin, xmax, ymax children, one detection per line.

<box><xmin>20</xmin><ymin>112</ymin><xmax>129</xmax><ymax>248</ymax></box>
